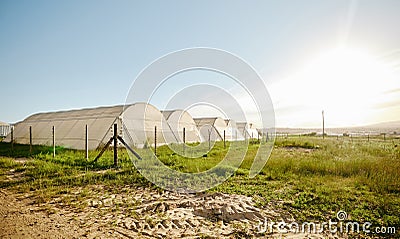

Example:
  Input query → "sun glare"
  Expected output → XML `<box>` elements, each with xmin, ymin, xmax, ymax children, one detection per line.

<box><xmin>274</xmin><ymin>47</ymin><xmax>396</xmax><ymax>127</ymax></box>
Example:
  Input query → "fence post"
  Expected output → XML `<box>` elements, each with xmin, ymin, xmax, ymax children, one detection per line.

<box><xmin>208</xmin><ymin>129</ymin><xmax>211</xmax><ymax>151</ymax></box>
<box><xmin>154</xmin><ymin>126</ymin><xmax>157</xmax><ymax>155</ymax></box>
<box><xmin>11</xmin><ymin>126</ymin><xmax>14</xmax><ymax>152</ymax></box>
<box><xmin>52</xmin><ymin>126</ymin><xmax>55</xmax><ymax>158</ymax></box>
<box><xmin>113</xmin><ymin>123</ymin><xmax>118</xmax><ymax>167</ymax></box>
<box><xmin>183</xmin><ymin>127</ymin><xmax>186</xmax><ymax>154</ymax></box>
<box><xmin>367</xmin><ymin>134</ymin><xmax>369</xmax><ymax>142</ymax></box>
<box><xmin>322</xmin><ymin>110</ymin><xmax>325</xmax><ymax>139</ymax></box>
<box><xmin>85</xmin><ymin>124</ymin><xmax>88</xmax><ymax>159</ymax></box>
<box><xmin>223</xmin><ymin>130</ymin><xmax>226</xmax><ymax>149</ymax></box>
<box><xmin>29</xmin><ymin>126</ymin><xmax>32</xmax><ymax>155</ymax></box>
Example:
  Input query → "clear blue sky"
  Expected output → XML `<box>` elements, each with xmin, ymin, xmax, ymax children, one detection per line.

<box><xmin>1</xmin><ymin>0</ymin><xmax>399</xmax><ymax>127</ymax></box>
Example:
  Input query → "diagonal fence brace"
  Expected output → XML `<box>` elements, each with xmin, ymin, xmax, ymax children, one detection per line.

<box><xmin>92</xmin><ymin>124</ymin><xmax>142</xmax><ymax>166</ymax></box>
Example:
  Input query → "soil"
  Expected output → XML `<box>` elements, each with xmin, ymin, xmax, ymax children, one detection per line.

<box><xmin>0</xmin><ymin>159</ymin><xmax>342</xmax><ymax>239</ymax></box>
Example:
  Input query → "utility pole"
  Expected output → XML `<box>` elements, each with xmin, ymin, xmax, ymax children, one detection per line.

<box><xmin>322</xmin><ymin>110</ymin><xmax>325</xmax><ymax>139</ymax></box>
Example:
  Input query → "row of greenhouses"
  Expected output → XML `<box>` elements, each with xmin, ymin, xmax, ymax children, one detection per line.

<box><xmin>4</xmin><ymin>103</ymin><xmax>261</xmax><ymax>150</ymax></box>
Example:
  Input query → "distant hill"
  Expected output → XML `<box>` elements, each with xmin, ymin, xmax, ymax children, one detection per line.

<box><xmin>270</xmin><ymin>120</ymin><xmax>400</xmax><ymax>136</ymax></box>
<box><xmin>360</xmin><ymin>120</ymin><xmax>400</xmax><ymax>129</ymax></box>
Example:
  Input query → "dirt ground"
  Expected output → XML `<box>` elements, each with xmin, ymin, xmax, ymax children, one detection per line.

<box><xmin>0</xmin><ymin>189</ymin><xmax>91</xmax><ymax>239</ymax></box>
<box><xmin>0</xmin><ymin>161</ymin><xmax>341</xmax><ymax>239</ymax></box>
<box><xmin>0</xmin><ymin>189</ymin><xmax>343</xmax><ymax>239</ymax></box>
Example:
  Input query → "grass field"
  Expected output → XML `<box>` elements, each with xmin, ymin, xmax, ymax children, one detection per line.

<box><xmin>0</xmin><ymin>136</ymin><xmax>399</xmax><ymax>237</ymax></box>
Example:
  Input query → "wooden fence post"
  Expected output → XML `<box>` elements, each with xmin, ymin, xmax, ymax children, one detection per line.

<box><xmin>223</xmin><ymin>130</ymin><xmax>226</xmax><ymax>149</ymax></box>
<box><xmin>183</xmin><ymin>127</ymin><xmax>186</xmax><ymax>154</ymax></box>
<box><xmin>11</xmin><ymin>126</ymin><xmax>14</xmax><ymax>152</ymax></box>
<box><xmin>154</xmin><ymin>126</ymin><xmax>157</xmax><ymax>155</ymax></box>
<box><xmin>85</xmin><ymin>124</ymin><xmax>88</xmax><ymax>159</ymax></box>
<box><xmin>322</xmin><ymin>110</ymin><xmax>325</xmax><ymax>139</ymax></box>
<box><xmin>208</xmin><ymin>129</ymin><xmax>211</xmax><ymax>151</ymax></box>
<box><xmin>113</xmin><ymin>123</ymin><xmax>118</xmax><ymax>167</ymax></box>
<box><xmin>52</xmin><ymin>126</ymin><xmax>55</xmax><ymax>158</ymax></box>
<box><xmin>29</xmin><ymin>126</ymin><xmax>32</xmax><ymax>155</ymax></box>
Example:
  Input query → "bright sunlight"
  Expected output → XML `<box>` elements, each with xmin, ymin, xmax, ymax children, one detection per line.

<box><xmin>272</xmin><ymin>47</ymin><xmax>397</xmax><ymax>127</ymax></box>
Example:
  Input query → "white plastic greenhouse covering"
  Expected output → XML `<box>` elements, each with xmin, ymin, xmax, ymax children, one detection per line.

<box><xmin>122</xmin><ymin>103</ymin><xmax>178</xmax><ymax>148</ymax></box>
<box><xmin>0</xmin><ymin>121</ymin><xmax>11</xmax><ymax>137</ymax></box>
<box><xmin>193</xmin><ymin>117</ymin><xmax>227</xmax><ymax>141</ymax></box>
<box><xmin>237</xmin><ymin>122</ymin><xmax>260</xmax><ymax>139</ymax></box>
<box><xmin>162</xmin><ymin>110</ymin><xmax>201</xmax><ymax>143</ymax></box>
<box><xmin>4</xmin><ymin>103</ymin><xmax>263</xmax><ymax>150</ymax></box>
<box><xmin>4</xmin><ymin>105</ymin><xmax>123</xmax><ymax>150</ymax></box>
<box><xmin>224</xmin><ymin>119</ymin><xmax>245</xmax><ymax>141</ymax></box>
<box><xmin>4</xmin><ymin>103</ymin><xmax>178</xmax><ymax>150</ymax></box>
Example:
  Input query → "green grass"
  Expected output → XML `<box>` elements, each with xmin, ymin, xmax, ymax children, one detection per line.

<box><xmin>0</xmin><ymin>142</ymin><xmax>67</xmax><ymax>158</ymax></box>
<box><xmin>211</xmin><ymin>137</ymin><xmax>400</xmax><ymax>237</ymax></box>
<box><xmin>0</xmin><ymin>136</ymin><xmax>399</xmax><ymax>237</ymax></box>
